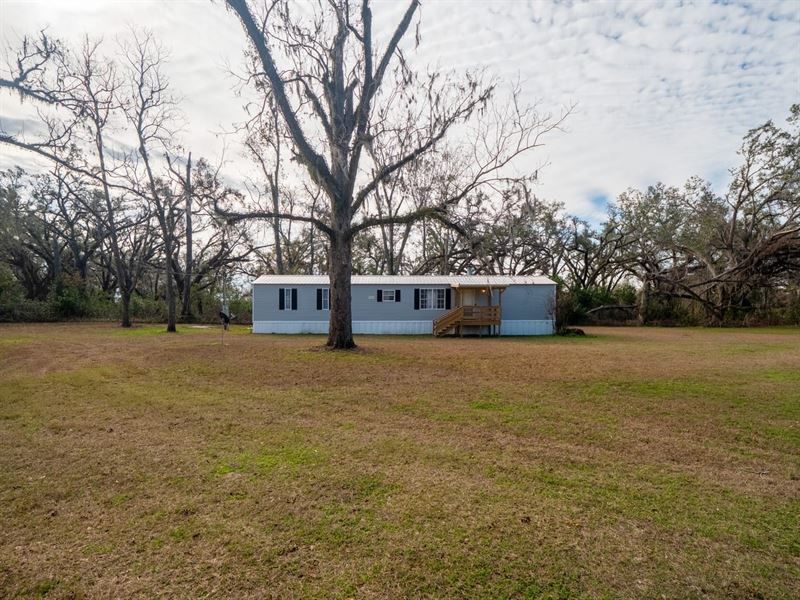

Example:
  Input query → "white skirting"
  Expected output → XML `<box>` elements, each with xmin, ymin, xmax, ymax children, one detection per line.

<box><xmin>353</xmin><ymin>320</ymin><xmax>433</xmax><ymax>334</ymax></box>
<box><xmin>252</xmin><ymin>321</ymin><xmax>328</xmax><ymax>334</ymax></box>
<box><xmin>253</xmin><ymin>319</ymin><xmax>554</xmax><ymax>336</ymax></box>
<box><xmin>252</xmin><ymin>320</ymin><xmax>433</xmax><ymax>335</ymax></box>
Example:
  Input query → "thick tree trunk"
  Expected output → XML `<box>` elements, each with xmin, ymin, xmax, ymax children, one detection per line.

<box><xmin>121</xmin><ymin>288</ymin><xmax>132</xmax><ymax>328</ymax></box>
<box><xmin>99</xmin><ymin>193</ymin><xmax>129</xmax><ymax>327</ymax></box>
<box><xmin>387</xmin><ymin>225</ymin><xmax>395</xmax><ymax>275</ymax></box>
<box><xmin>165</xmin><ymin>236</ymin><xmax>177</xmax><ymax>332</ymax></box>
<box><xmin>180</xmin><ymin>277</ymin><xmax>192</xmax><ymax>320</ymax></box>
<box><xmin>77</xmin><ymin>256</ymin><xmax>88</xmax><ymax>281</ymax></box>
<box><xmin>181</xmin><ymin>153</ymin><xmax>193</xmax><ymax>320</ymax></box>
<box><xmin>327</xmin><ymin>233</ymin><xmax>355</xmax><ymax>349</ymax></box>
<box><xmin>138</xmin><ymin>139</ymin><xmax>177</xmax><ymax>333</ymax></box>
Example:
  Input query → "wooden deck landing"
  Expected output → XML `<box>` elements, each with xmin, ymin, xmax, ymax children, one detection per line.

<box><xmin>432</xmin><ymin>305</ymin><xmax>501</xmax><ymax>336</ymax></box>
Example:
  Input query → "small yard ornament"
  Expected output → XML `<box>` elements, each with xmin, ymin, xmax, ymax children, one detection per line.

<box><xmin>219</xmin><ymin>307</ymin><xmax>231</xmax><ymax>331</ymax></box>
<box><xmin>219</xmin><ymin>301</ymin><xmax>235</xmax><ymax>347</ymax></box>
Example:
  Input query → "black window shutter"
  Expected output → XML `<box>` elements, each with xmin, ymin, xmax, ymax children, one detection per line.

<box><xmin>445</xmin><ymin>288</ymin><xmax>452</xmax><ymax>309</ymax></box>
<box><xmin>279</xmin><ymin>288</ymin><xmax>285</xmax><ymax>310</ymax></box>
<box><xmin>377</xmin><ymin>289</ymin><xmax>383</xmax><ymax>302</ymax></box>
<box><xmin>395</xmin><ymin>289</ymin><xmax>401</xmax><ymax>302</ymax></box>
<box><xmin>291</xmin><ymin>288</ymin><xmax>298</xmax><ymax>310</ymax></box>
<box><xmin>316</xmin><ymin>288</ymin><xmax>322</xmax><ymax>310</ymax></box>
<box><xmin>414</xmin><ymin>289</ymin><xmax>419</xmax><ymax>310</ymax></box>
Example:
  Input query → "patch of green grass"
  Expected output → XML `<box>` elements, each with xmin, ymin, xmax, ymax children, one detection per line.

<box><xmin>468</xmin><ymin>388</ymin><xmax>512</xmax><ymax>412</ymax></box>
<box><xmin>762</xmin><ymin>424</ymin><xmax>800</xmax><ymax>445</ymax></box>
<box><xmin>578</xmin><ymin>378</ymin><xmax>720</xmax><ymax>401</ymax></box>
<box><xmin>0</xmin><ymin>334</ymin><xmax>35</xmax><ymax>346</ymax></box>
<box><xmin>82</xmin><ymin>542</ymin><xmax>116</xmax><ymax>556</ymax></box>
<box><xmin>286</xmin><ymin>473</ymin><xmax>400</xmax><ymax>552</ymax></box>
<box><xmin>31</xmin><ymin>579</ymin><xmax>60</xmax><ymax>597</ymax></box>
<box><xmin>523</xmin><ymin>462</ymin><xmax>800</xmax><ymax>559</ymax></box>
<box><xmin>109</xmin><ymin>492</ymin><xmax>134</xmax><ymax>506</ymax></box>
<box><xmin>295</xmin><ymin>346</ymin><xmax>416</xmax><ymax>367</ymax></box>
<box><xmin>763</xmin><ymin>369</ymin><xmax>800</xmax><ymax>382</ymax></box>
<box><xmin>108</xmin><ymin>325</ymin><xmax>174</xmax><ymax>337</ymax></box>
<box><xmin>504</xmin><ymin>572</ymin><xmax>585</xmax><ymax>600</ymax></box>
<box><xmin>214</xmin><ymin>441</ymin><xmax>327</xmax><ymax>477</ymax></box>
<box><xmin>719</xmin><ymin>342</ymin><xmax>798</xmax><ymax>356</ymax></box>
<box><xmin>347</xmin><ymin>472</ymin><xmax>400</xmax><ymax>503</ymax></box>
<box><xmin>169</xmin><ymin>525</ymin><xmax>189</xmax><ymax>542</ymax></box>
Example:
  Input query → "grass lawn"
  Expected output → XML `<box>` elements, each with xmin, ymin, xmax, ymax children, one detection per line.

<box><xmin>0</xmin><ymin>323</ymin><xmax>798</xmax><ymax>599</ymax></box>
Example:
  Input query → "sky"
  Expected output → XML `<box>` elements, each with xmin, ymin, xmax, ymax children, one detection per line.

<box><xmin>1</xmin><ymin>0</ymin><xmax>798</xmax><ymax>223</ymax></box>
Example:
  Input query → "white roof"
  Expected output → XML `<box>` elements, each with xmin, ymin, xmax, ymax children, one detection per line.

<box><xmin>253</xmin><ymin>274</ymin><xmax>554</xmax><ymax>286</ymax></box>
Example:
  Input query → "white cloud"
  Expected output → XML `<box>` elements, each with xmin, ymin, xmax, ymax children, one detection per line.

<box><xmin>1</xmin><ymin>0</ymin><xmax>798</xmax><ymax>224</ymax></box>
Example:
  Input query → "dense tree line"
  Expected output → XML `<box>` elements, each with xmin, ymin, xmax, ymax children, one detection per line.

<box><xmin>0</xmin><ymin>161</ymin><xmax>255</xmax><ymax>324</ymax></box>
<box><xmin>2</xmin><ymin>103</ymin><xmax>797</xmax><ymax>328</ymax></box>
<box><xmin>1</xmin><ymin>2</ymin><xmax>797</xmax><ymax>335</ymax></box>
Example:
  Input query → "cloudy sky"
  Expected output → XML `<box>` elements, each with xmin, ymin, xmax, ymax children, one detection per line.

<box><xmin>1</xmin><ymin>0</ymin><xmax>798</xmax><ymax>222</ymax></box>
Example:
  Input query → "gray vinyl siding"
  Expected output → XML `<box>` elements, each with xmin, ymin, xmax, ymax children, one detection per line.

<box><xmin>500</xmin><ymin>284</ymin><xmax>555</xmax><ymax>320</ymax></box>
<box><xmin>254</xmin><ymin>284</ymin><xmax>449</xmax><ymax>322</ymax></box>
<box><xmin>253</xmin><ymin>283</ymin><xmax>555</xmax><ymax>322</ymax></box>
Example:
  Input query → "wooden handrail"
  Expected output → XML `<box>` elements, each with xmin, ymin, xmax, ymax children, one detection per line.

<box><xmin>433</xmin><ymin>304</ymin><xmax>501</xmax><ymax>335</ymax></box>
<box><xmin>461</xmin><ymin>305</ymin><xmax>500</xmax><ymax>320</ymax></box>
<box><xmin>433</xmin><ymin>306</ymin><xmax>463</xmax><ymax>329</ymax></box>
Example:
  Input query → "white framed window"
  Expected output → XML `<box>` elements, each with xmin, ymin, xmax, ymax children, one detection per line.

<box><xmin>280</xmin><ymin>287</ymin><xmax>296</xmax><ymax>311</ymax></box>
<box><xmin>420</xmin><ymin>288</ymin><xmax>446</xmax><ymax>310</ymax></box>
<box><xmin>321</xmin><ymin>288</ymin><xmax>329</xmax><ymax>310</ymax></box>
<box><xmin>378</xmin><ymin>289</ymin><xmax>401</xmax><ymax>303</ymax></box>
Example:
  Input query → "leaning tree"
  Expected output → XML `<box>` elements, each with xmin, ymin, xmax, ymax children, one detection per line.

<box><xmin>220</xmin><ymin>0</ymin><xmax>567</xmax><ymax>348</ymax></box>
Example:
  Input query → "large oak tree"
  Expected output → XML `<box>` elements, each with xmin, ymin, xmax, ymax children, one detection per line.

<box><xmin>220</xmin><ymin>0</ymin><xmax>565</xmax><ymax>348</ymax></box>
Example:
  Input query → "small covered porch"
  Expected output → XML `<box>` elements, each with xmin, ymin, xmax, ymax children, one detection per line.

<box><xmin>432</xmin><ymin>282</ymin><xmax>506</xmax><ymax>336</ymax></box>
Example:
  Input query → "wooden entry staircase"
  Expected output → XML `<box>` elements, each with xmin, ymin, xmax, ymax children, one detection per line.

<box><xmin>432</xmin><ymin>305</ymin><xmax>501</xmax><ymax>336</ymax></box>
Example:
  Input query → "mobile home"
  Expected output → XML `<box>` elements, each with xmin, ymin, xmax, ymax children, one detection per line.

<box><xmin>252</xmin><ymin>275</ymin><xmax>555</xmax><ymax>336</ymax></box>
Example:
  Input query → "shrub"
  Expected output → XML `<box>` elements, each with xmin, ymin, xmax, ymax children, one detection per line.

<box><xmin>227</xmin><ymin>293</ymin><xmax>252</xmax><ymax>325</ymax></box>
<box><xmin>50</xmin><ymin>274</ymin><xmax>91</xmax><ymax>319</ymax></box>
<box><xmin>130</xmin><ymin>295</ymin><xmax>166</xmax><ymax>322</ymax></box>
<box><xmin>0</xmin><ymin>264</ymin><xmax>23</xmax><ymax>322</ymax></box>
<box><xmin>558</xmin><ymin>284</ymin><xmax>640</xmax><ymax>327</ymax></box>
<box><xmin>12</xmin><ymin>299</ymin><xmax>54</xmax><ymax>322</ymax></box>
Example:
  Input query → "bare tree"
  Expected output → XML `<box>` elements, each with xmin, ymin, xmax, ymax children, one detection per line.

<box><xmin>219</xmin><ymin>0</ymin><xmax>566</xmax><ymax>347</ymax></box>
<box><xmin>2</xmin><ymin>32</ymin><xmax>193</xmax><ymax>328</ymax></box>
<box><xmin>166</xmin><ymin>151</ymin><xmax>194</xmax><ymax>320</ymax></box>
<box><xmin>122</xmin><ymin>30</ymin><xmax>183</xmax><ymax>331</ymax></box>
<box><xmin>240</xmin><ymin>96</ymin><xmax>291</xmax><ymax>274</ymax></box>
<box><xmin>451</xmin><ymin>182</ymin><xmax>569</xmax><ymax>277</ymax></box>
<box><xmin>64</xmin><ymin>39</ymin><xmax>146</xmax><ymax>326</ymax></box>
<box><xmin>170</xmin><ymin>158</ymin><xmax>260</xmax><ymax>310</ymax></box>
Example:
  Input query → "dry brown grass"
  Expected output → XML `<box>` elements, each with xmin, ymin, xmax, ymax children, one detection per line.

<box><xmin>0</xmin><ymin>323</ymin><xmax>798</xmax><ymax>599</ymax></box>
